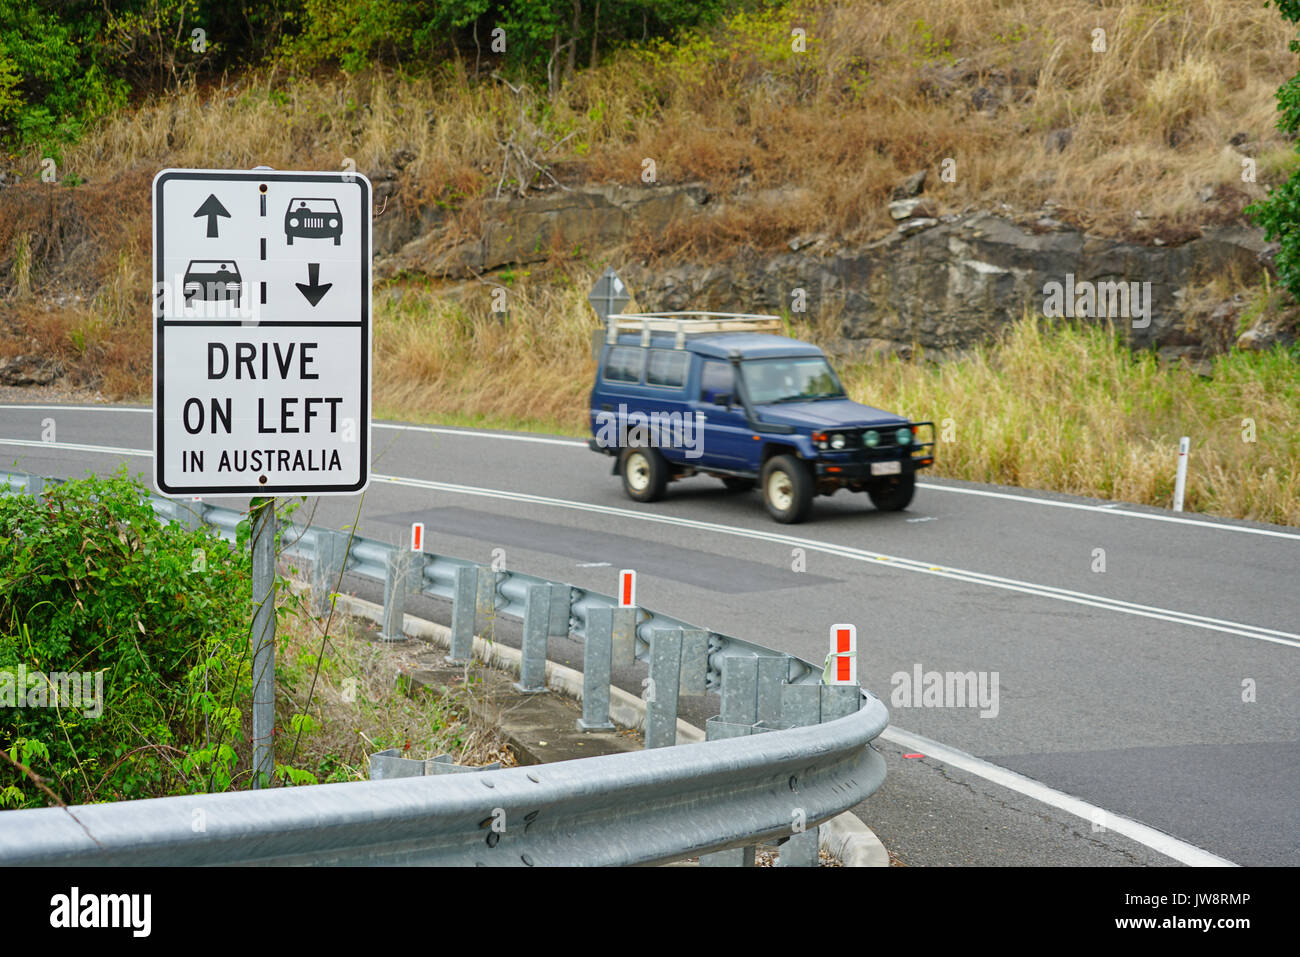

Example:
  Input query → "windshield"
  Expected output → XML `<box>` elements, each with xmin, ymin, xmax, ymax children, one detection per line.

<box><xmin>741</xmin><ymin>356</ymin><xmax>845</xmax><ymax>404</ymax></box>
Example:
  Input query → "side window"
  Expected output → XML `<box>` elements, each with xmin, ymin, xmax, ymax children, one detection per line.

<box><xmin>603</xmin><ymin>346</ymin><xmax>644</xmax><ymax>384</ymax></box>
<box><xmin>646</xmin><ymin>349</ymin><xmax>689</xmax><ymax>388</ymax></box>
<box><xmin>699</xmin><ymin>361</ymin><xmax>734</xmax><ymax>404</ymax></box>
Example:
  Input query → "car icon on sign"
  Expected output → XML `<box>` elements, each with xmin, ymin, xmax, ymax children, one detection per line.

<box><xmin>285</xmin><ymin>198</ymin><xmax>342</xmax><ymax>245</ymax></box>
<box><xmin>183</xmin><ymin>260</ymin><xmax>242</xmax><ymax>306</ymax></box>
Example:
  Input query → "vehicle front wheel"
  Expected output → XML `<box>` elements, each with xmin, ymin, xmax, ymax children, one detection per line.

<box><xmin>761</xmin><ymin>455</ymin><xmax>814</xmax><ymax>523</ymax></box>
<box><xmin>721</xmin><ymin>477</ymin><xmax>756</xmax><ymax>492</ymax></box>
<box><xmin>620</xmin><ymin>447</ymin><xmax>668</xmax><ymax>503</ymax></box>
<box><xmin>868</xmin><ymin>472</ymin><xmax>915</xmax><ymax>511</ymax></box>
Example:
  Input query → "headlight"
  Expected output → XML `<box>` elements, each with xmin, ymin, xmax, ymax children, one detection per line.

<box><xmin>896</xmin><ymin>427</ymin><xmax>911</xmax><ymax>445</ymax></box>
<box><xmin>830</xmin><ymin>433</ymin><xmax>846</xmax><ymax>450</ymax></box>
<box><xmin>329</xmin><ymin>217</ymin><xmax>339</xmax><ymax>228</ymax></box>
<box><xmin>863</xmin><ymin>430</ymin><xmax>879</xmax><ymax>448</ymax></box>
<box><xmin>289</xmin><ymin>217</ymin><xmax>299</xmax><ymax>228</ymax></box>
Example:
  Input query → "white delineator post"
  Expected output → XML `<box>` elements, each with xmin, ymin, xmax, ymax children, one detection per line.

<box><xmin>1173</xmin><ymin>436</ymin><xmax>1190</xmax><ymax>512</ymax></box>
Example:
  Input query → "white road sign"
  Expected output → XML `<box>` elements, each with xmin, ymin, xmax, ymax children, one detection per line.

<box><xmin>152</xmin><ymin>168</ymin><xmax>372</xmax><ymax>495</ymax></box>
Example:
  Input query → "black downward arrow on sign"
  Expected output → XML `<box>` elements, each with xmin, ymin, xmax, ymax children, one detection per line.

<box><xmin>296</xmin><ymin>263</ymin><xmax>333</xmax><ymax>306</ymax></box>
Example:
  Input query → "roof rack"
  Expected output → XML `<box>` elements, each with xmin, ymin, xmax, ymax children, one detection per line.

<box><xmin>606</xmin><ymin>311</ymin><xmax>784</xmax><ymax>349</ymax></box>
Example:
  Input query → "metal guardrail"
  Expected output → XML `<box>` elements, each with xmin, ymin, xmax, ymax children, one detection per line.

<box><xmin>0</xmin><ymin>470</ymin><xmax>889</xmax><ymax>866</ymax></box>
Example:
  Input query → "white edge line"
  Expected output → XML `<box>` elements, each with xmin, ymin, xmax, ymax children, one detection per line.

<box><xmin>881</xmin><ymin>726</ymin><xmax>1239</xmax><ymax>867</ymax></box>
<box><xmin>917</xmin><ymin>481</ymin><xmax>1300</xmax><ymax>542</ymax></box>
<box><xmin>4</xmin><ymin>403</ymin><xmax>1293</xmax><ymax>540</ymax></box>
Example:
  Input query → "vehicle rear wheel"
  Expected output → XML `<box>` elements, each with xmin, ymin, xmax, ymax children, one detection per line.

<box><xmin>868</xmin><ymin>472</ymin><xmax>915</xmax><ymax>511</ymax></box>
<box><xmin>620</xmin><ymin>447</ymin><xmax>668</xmax><ymax>503</ymax></box>
<box><xmin>761</xmin><ymin>455</ymin><xmax>814</xmax><ymax>523</ymax></box>
<box><xmin>721</xmin><ymin>477</ymin><xmax>756</xmax><ymax>492</ymax></box>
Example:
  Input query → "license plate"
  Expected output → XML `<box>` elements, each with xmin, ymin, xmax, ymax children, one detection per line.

<box><xmin>871</xmin><ymin>461</ymin><xmax>901</xmax><ymax>476</ymax></box>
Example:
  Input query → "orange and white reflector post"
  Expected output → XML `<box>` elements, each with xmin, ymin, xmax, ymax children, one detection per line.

<box><xmin>829</xmin><ymin>624</ymin><xmax>856</xmax><ymax>685</ymax></box>
<box><xmin>619</xmin><ymin>569</ymin><xmax>636</xmax><ymax>608</ymax></box>
<box><xmin>410</xmin><ymin>522</ymin><xmax>424</xmax><ymax>552</ymax></box>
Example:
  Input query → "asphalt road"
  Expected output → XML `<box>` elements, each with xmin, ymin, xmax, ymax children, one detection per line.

<box><xmin>2</xmin><ymin>403</ymin><xmax>1297</xmax><ymax>866</ymax></box>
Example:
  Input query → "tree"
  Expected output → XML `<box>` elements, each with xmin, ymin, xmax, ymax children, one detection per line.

<box><xmin>1246</xmin><ymin>1</ymin><xmax>1300</xmax><ymax>301</ymax></box>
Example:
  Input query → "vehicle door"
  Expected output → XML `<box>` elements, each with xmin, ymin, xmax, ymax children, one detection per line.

<box><xmin>691</xmin><ymin>359</ymin><xmax>752</xmax><ymax>468</ymax></box>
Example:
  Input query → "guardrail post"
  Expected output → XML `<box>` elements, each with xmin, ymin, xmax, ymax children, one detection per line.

<box><xmin>447</xmin><ymin>565</ymin><xmax>478</xmax><ymax>662</ymax></box>
<box><xmin>612</xmin><ymin>606</ymin><xmax>638</xmax><ymax>667</ymax></box>
<box><xmin>678</xmin><ymin>629</ymin><xmax>709</xmax><ymax>697</ymax></box>
<box><xmin>380</xmin><ymin>548</ymin><xmax>417</xmax><ymax>642</ymax></box>
<box><xmin>25</xmin><ymin>474</ymin><xmax>44</xmax><ymax>496</ymax></box>
<box><xmin>645</xmin><ymin>629</ymin><xmax>683</xmax><ymax>748</ymax></box>
<box><xmin>577</xmin><ymin>605</ymin><xmax>616</xmax><ymax>731</ymax></box>
<box><xmin>778</xmin><ymin>828</ymin><xmax>821</xmax><ymax>867</ymax></box>
<box><xmin>312</xmin><ymin>529</ymin><xmax>351</xmax><ymax>617</ymax></box>
<box><xmin>699</xmin><ymin>655</ymin><xmax>772</xmax><ymax>867</ymax></box>
<box><xmin>475</xmin><ymin>564</ymin><xmax>498</xmax><ymax>628</ymax></box>
<box><xmin>548</xmin><ymin>583</ymin><xmax>572</xmax><ymax>637</ymax></box>
<box><xmin>514</xmin><ymin>583</ymin><xmax>550</xmax><ymax>693</ymax></box>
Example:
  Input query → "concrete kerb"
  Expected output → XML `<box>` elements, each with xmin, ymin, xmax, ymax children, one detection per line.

<box><xmin>310</xmin><ymin>586</ymin><xmax>888</xmax><ymax>867</ymax></box>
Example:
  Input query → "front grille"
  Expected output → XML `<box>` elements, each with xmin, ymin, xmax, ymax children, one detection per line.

<box><xmin>303</xmin><ymin>216</ymin><xmax>326</xmax><ymax>228</ymax></box>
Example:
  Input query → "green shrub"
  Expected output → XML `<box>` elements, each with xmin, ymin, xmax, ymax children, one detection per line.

<box><xmin>0</xmin><ymin>469</ymin><xmax>252</xmax><ymax>806</ymax></box>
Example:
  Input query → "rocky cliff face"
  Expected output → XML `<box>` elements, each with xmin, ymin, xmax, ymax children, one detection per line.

<box><xmin>373</xmin><ymin>181</ymin><xmax>1286</xmax><ymax>361</ymax></box>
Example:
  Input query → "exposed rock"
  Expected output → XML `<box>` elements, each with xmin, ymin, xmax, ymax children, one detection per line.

<box><xmin>888</xmin><ymin>198</ymin><xmax>934</xmax><ymax>220</ymax></box>
<box><xmin>623</xmin><ymin>212</ymin><xmax>1275</xmax><ymax>358</ymax></box>
<box><xmin>0</xmin><ymin>355</ymin><xmax>63</xmax><ymax>386</ymax></box>
<box><xmin>1227</xmin><ymin>132</ymin><xmax>1257</xmax><ymax>156</ymax></box>
<box><xmin>1045</xmin><ymin>128</ymin><xmax>1073</xmax><ymax>153</ymax></box>
<box><xmin>373</xmin><ymin>179</ymin><xmax>1279</xmax><ymax>362</ymax></box>
<box><xmin>891</xmin><ymin>170</ymin><xmax>927</xmax><ymax>201</ymax></box>
<box><xmin>375</xmin><ymin>183</ymin><xmax>710</xmax><ymax>279</ymax></box>
<box><xmin>1236</xmin><ymin>316</ymin><xmax>1297</xmax><ymax>352</ymax></box>
<box><xmin>971</xmin><ymin>86</ymin><xmax>1000</xmax><ymax>112</ymax></box>
<box><xmin>897</xmin><ymin>217</ymin><xmax>939</xmax><ymax>237</ymax></box>
<box><xmin>787</xmin><ymin>233</ymin><xmax>826</xmax><ymax>251</ymax></box>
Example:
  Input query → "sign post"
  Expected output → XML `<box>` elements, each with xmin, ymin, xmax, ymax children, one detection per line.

<box><xmin>152</xmin><ymin>167</ymin><xmax>372</xmax><ymax>788</ymax></box>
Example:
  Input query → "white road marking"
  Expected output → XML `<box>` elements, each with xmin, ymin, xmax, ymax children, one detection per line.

<box><xmin>5</xmin><ymin>403</ymin><xmax>1295</xmax><ymax>540</ymax></box>
<box><xmin>0</xmin><ymin>435</ymin><xmax>1261</xmax><ymax>865</ymax></box>
<box><xmin>880</xmin><ymin>727</ymin><xmax>1238</xmax><ymax>867</ymax></box>
<box><xmin>3</xmin><ymin>436</ymin><xmax>1296</xmax><ymax>648</ymax></box>
<box><xmin>368</xmin><ymin>472</ymin><xmax>1300</xmax><ymax>648</ymax></box>
<box><xmin>914</xmin><ymin>481</ymin><xmax>1300</xmax><ymax>541</ymax></box>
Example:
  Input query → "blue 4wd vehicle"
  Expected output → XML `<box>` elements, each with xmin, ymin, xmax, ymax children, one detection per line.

<box><xmin>588</xmin><ymin>312</ymin><xmax>935</xmax><ymax>523</ymax></box>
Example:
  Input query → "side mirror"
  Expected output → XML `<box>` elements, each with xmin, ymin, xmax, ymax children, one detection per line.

<box><xmin>714</xmin><ymin>392</ymin><xmax>732</xmax><ymax>407</ymax></box>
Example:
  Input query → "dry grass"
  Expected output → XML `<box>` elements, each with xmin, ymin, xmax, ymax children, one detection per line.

<box><xmin>372</xmin><ymin>272</ymin><xmax>601</xmax><ymax>434</ymax></box>
<box><xmin>274</xmin><ymin>602</ymin><xmax>514</xmax><ymax>783</ymax></box>
<box><xmin>5</xmin><ymin>0</ymin><xmax>1292</xmax><ymax>260</ymax></box>
<box><xmin>835</xmin><ymin>318</ymin><xmax>1300</xmax><ymax>526</ymax></box>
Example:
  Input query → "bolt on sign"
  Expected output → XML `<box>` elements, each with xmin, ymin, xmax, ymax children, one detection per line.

<box><xmin>151</xmin><ymin>169</ymin><xmax>372</xmax><ymax>495</ymax></box>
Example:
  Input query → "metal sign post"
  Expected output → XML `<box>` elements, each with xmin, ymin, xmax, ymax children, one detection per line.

<box><xmin>249</xmin><ymin>497</ymin><xmax>276</xmax><ymax>787</ymax></box>
<box><xmin>152</xmin><ymin>167</ymin><xmax>373</xmax><ymax>788</ymax></box>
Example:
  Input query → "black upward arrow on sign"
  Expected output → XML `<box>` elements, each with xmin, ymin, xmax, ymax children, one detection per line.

<box><xmin>296</xmin><ymin>263</ymin><xmax>333</xmax><ymax>306</ymax></box>
<box><xmin>193</xmin><ymin>193</ymin><xmax>230</xmax><ymax>238</ymax></box>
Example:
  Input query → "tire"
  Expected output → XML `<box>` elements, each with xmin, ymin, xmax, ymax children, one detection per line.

<box><xmin>721</xmin><ymin>477</ymin><xmax>756</xmax><ymax>493</ymax></box>
<box><xmin>868</xmin><ymin>472</ymin><xmax>915</xmax><ymax>511</ymax></box>
<box><xmin>761</xmin><ymin>455</ymin><xmax>814</xmax><ymax>523</ymax></box>
<box><xmin>620</xmin><ymin>447</ymin><xmax>668</xmax><ymax>503</ymax></box>
<box><xmin>286</xmin><ymin>235</ymin><xmax>293</xmax><ymax>246</ymax></box>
